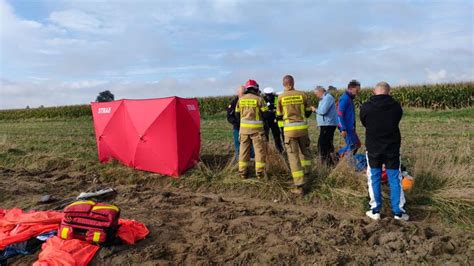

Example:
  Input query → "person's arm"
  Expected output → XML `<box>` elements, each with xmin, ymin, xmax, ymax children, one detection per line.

<box><xmin>234</xmin><ymin>99</ymin><xmax>241</xmax><ymax>121</ymax></box>
<box><xmin>316</xmin><ymin>95</ymin><xmax>332</xmax><ymax>116</ymax></box>
<box><xmin>337</xmin><ymin>96</ymin><xmax>348</xmax><ymax>132</ymax></box>
<box><xmin>226</xmin><ymin>98</ymin><xmax>237</xmax><ymax>125</ymax></box>
<box><xmin>304</xmin><ymin>94</ymin><xmax>312</xmax><ymax>118</ymax></box>
<box><xmin>260</xmin><ymin>98</ymin><xmax>270</xmax><ymax>119</ymax></box>
<box><xmin>276</xmin><ymin>95</ymin><xmax>283</xmax><ymax>121</ymax></box>
<box><xmin>398</xmin><ymin>103</ymin><xmax>403</xmax><ymax>123</ymax></box>
<box><xmin>360</xmin><ymin>103</ymin><xmax>367</xmax><ymax>128</ymax></box>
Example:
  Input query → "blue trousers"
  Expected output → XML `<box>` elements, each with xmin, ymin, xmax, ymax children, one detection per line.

<box><xmin>338</xmin><ymin>130</ymin><xmax>360</xmax><ymax>156</ymax></box>
<box><xmin>233</xmin><ymin>128</ymin><xmax>254</xmax><ymax>160</ymax></box>
<box><xmin>366</xmin><ymin>152</ymin><xmax>406</xmax><ymax>216</ymax></box>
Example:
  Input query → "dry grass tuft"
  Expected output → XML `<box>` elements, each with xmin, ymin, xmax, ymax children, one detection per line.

<box><xmin>408</xmin><ymin>147</ymin><xmax>474</xmax><ymax>224</ymax></box>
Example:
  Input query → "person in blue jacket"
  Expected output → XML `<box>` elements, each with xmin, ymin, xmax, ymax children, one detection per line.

<box><xmin>338</xmin><ymin>80</ymin><xmax>361</xmax><ymax>156</ymax></box>
<box><xmin>311</xmin><ymin>86</ymin><xmax>338</xmax><ymax>165</ymax></box>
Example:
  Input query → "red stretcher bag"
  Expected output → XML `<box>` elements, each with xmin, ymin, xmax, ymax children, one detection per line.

<box><xmin>58</xmin><ymin>200</ymin><xmax>120</xmax><ymax>245</ymax></box>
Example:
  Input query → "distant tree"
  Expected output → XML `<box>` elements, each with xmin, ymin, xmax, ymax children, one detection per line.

<box><xmin>26</xmin><ymin>105</ymin><xmax>30</xmax><ymax>109</ymax></box>
<box><xmin>96</xmin><ymin>90</ymin><xmax>115</xmax><ymax>102</ymax></box>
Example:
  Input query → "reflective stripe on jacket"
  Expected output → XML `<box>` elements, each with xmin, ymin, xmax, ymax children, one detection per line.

<box><xmin>235</xmin><ymin>93</ymin><xmax>268</xmax><ymax>134</ymax></box>
<box><xmin>276</xmin><ymin>89</ymin><xmax>311</xmax><ymax>138</ymax></box>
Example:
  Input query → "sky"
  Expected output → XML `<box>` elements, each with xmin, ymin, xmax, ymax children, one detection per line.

<box><xmin>0</xmin><ymin>0</ymin><xmax>473</xmax><ymax>109</ymax></box>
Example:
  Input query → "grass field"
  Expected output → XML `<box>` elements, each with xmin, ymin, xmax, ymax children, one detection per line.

<box><xmin>1</xmin><ymin>107</ymin><xmax>472</xmax><ymax>227</ymax></box>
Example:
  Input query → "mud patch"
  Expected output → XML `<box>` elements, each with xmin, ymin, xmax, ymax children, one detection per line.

<box><xmin>2</xmin><ymin>167</ymin><xmax>473</xmax><ymax>265</ymax></box>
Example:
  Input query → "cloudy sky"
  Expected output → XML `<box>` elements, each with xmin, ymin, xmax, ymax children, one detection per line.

<box><xmin>0</xmin><ymin>0</ymin><xmax>473</xmax><ymax>109</ymax></box>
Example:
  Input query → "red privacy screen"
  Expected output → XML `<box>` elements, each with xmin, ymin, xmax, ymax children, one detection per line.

<box><xmin>90</xmin><ymin>97</ymin><xmax>201</xmax><ymax>176</ymax></box>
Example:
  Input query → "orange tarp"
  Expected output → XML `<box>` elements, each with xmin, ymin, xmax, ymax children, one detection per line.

<box><xmin>0</xmin><ymin>209</ymin><xmax>149</xmax><ymax>265</ymax></box>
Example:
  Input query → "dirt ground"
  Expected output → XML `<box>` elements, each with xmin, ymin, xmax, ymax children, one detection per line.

<box><xmin>1</xmin><ymin>167</ymin><xmax>473</xmax><ymax>265</ymax></box>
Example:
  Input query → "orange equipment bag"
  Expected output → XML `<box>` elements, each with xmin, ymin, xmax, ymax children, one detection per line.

<box><xmin>58</xmin><ymin>200</ymin><xmax>120</xmax><ymax>245</ymax></box>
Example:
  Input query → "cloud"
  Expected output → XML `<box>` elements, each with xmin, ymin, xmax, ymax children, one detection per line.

<box><xmin>49</xmin><ymin>10</ymin><xmax>102</xmax><ymax>32</ymax></box>
<box><xmin>0</xmin><ymin>0</ymin><xmax>473</xmax><ymax>109</ymax></box>
<box><xmin>426</xmin><ymin>69</ymin><xmax>448</xmax><ymax>83</ymax></box>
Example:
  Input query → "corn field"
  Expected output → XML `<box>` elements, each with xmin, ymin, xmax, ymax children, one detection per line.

<box><xmin>0</xmin><ymin>82</ymin><xmax>472</xmax><ymax>120</ymax></box>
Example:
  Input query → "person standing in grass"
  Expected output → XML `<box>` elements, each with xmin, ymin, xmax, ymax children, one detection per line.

<box><xmin>337</xmin><ymin>80</ymin><xmax>361</xmax><ymax>157</ymax></box>
<box><xmin>235</xmin><ymin>80</ymin><xmax>268</xmax><ymax>179</ymax></box>
<box><xmin>311</xmin><ymin>86</ymin><xmax>338</xmax><ymax>165</ymax></box>
<box><xmin>226</xmin><ymin>86</ymin><xmax>254</xmax><ymax>160</ymax></box>
<box><xmin>262</xmin><ymin>87</ymin><xmax>284</xmax><ymax>153</ymax></box>
<box><xmin>276</xmin><ymin>75</ymin><xmax>313</xmax><ymax>196</ymax></box>
<box><xmin>360</xmin><ymin>81</ymin><xmax>408</xmax><ymax>221</ymax></box>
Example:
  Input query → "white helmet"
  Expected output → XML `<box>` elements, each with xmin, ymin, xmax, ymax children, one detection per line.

<box><xmin>263</xmin><ymin>87</ymin><xmax>274</xmax><ymax>94</ymax></box>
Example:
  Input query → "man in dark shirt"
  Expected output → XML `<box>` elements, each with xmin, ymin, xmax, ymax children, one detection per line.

<box><xmin>360</xmin><ymin>81</ymin><xmax>408</xmax><ymax>221</ymax></box>
<box><xmin>262</xmin><ymin>87</ymin><xmax>284</xmax><ymax>153</ymax></box>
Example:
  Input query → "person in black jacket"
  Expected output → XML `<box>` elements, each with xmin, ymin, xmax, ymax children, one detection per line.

<box><xmin>262</xmin><ymin>87</ymin><xmax>284</xmax><ymax>153</ymax></box>
<box><xmin>360</xmin><ymin>81</ymin><xmax>408</xmax><ymax>221</ymax></box>
<box><xmin>226</xmin><ymin>86</ymin><xmax>253</xmax><ymax>160</ymax></box>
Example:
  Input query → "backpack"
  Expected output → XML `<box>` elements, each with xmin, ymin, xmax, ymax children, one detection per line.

<box><xmin>58</xmin><ymin>200</ymin><xmax>120</xmax><ymax>245</ymax></box>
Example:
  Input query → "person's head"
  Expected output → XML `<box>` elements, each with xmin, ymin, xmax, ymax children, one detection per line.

<box><xmin>374</xmin><ymin>81</ymin><xmax>391</xmax><ymax>95</ymax></box>
<box><xmin>244</xmin><ymin>79</ymin><xmax>259</xmax><ymax>94</ymax></box>
<box><xmin>282</xmin><ymin>75</ymin><xmax>294</xmax><ymax>90</ymax></box>
<box><xmin>314</xmin><ymin>86</ymin><xmax>326</xmax><ymax>99</ymax></box>
<box><xmin>236</xmin><ymin>85</ymin><xmax>244</xmax><ymax>97</ymax></box>
<box><xmin>347</xmin><ymin>79</ymin><xmax>361</xmax><ymax>96</ymax></box>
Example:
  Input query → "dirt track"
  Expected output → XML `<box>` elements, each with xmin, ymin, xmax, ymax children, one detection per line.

<box><xmin>1</xmin><ymin>167</ymin><xmax>473</xmax><ymax>265</ymax></box>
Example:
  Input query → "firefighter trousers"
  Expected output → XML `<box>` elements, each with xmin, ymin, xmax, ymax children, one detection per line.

<box><xmin>285</xmin><ymin>135</ymin><xmax>312</xmax><ymax>186</ymax></box>
<box><xmin>239</xmin><ymin>132</ymin><xmax>267</xmax><ymax>178</ymax></box>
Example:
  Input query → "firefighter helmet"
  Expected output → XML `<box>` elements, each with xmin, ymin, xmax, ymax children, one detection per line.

<box><xmin>244</xmin><ymin>80</ymin><xmax>259</xmax><ymax>92</ymax></box>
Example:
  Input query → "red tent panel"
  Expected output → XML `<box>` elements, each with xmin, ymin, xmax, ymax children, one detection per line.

<box><xmin>91</xmin><ymin>97</ymin><xmax>201</xmax><ymax>176</ymax></box>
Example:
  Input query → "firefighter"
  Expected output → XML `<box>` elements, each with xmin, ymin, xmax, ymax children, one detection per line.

<box><xmin>226</xmin><ymin>86</ymin><xmax>254</xmax><ymax>160</ymax></box>
<box><xmin>262</xmin><ymin>87</ymin><xmax>284</xmax><ymax>153</ymax></box>
<box><xmin>276</xmin><ymin>75</ymin><xmax>313</xmax><ymax>195</ymax></box>
<box><xmin>235</xmin><ymin>80</ymin><xmax>269</xmax><ymax>179</ymax></box>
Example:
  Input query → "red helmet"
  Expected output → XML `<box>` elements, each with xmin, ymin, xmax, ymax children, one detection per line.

<box><xmin>244</xmin><ymin>79</ymin><xmax>259</xmax><ymax>90</ymax></box>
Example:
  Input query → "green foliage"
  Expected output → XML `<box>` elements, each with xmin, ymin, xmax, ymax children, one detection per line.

<box><xmin>1</xmin><ymin>82</ymin><xmax>472</xmax><ymax>120</ymax></box>
<box><xmin>96</xmin><ymin>90</ymin><xmax>115</xmax><ymax>102</ymax></box>
<box><xmin>0</xmin><ymin>105</ymin><xmax>92</xmax><ymax>120</ymax></box>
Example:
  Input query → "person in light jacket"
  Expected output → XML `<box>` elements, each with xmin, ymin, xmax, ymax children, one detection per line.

<box><xmin>311</xmin><ymin>86</ymin><xmax>338</xmax><ymax>165</ymax></box>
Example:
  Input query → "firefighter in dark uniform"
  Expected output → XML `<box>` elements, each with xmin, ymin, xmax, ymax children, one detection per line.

<box><xmin>262</xmin><ymin>87</ymin><xmax>284</xmax><ymax>153</ymax></box>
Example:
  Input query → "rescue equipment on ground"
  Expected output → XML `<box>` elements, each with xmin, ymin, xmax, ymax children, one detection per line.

<box><xmin>401</xmin><ymin>174</ymin><xmax>414</xmax><ymax>191</ymax></box>
<box><xmin>76</xmin><ymin>187</ymin><xmax>116</xmax><ymax>200</ymax></box>
<box><xmin>1</xmin><ymin>208</ymin><xmax>149</xmax><ymax>265</ymax></box>
<box><xmin>58</xmin><ymin>200</ymin><xmax>120</xmax><ymax>245</ymax></box>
